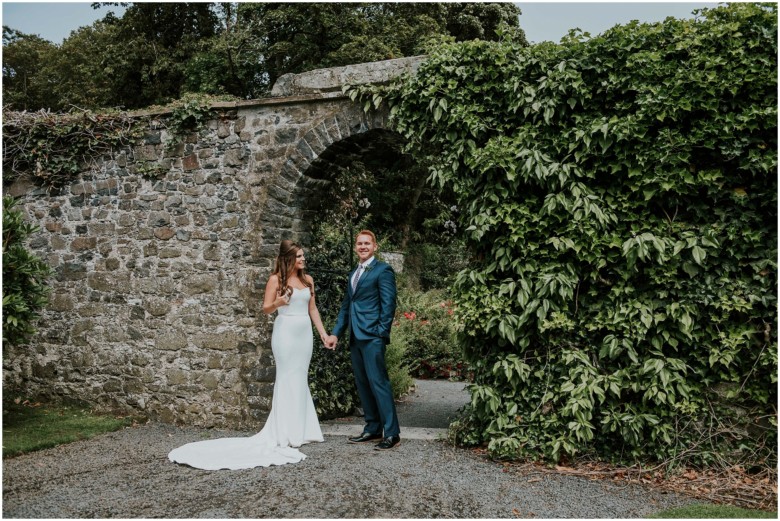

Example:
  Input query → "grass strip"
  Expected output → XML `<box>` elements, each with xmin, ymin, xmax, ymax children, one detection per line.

<box><xmin>3</xmin><ymin>399</ymin><xmax>135</xmax><ymax>457</ymax></box>
<box><xmin>651</xmin><ymin>504</ymin><xmax>777</xmax><ymax>518</ymax></box>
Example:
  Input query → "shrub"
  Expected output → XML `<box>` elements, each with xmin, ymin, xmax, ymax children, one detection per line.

<box><xmin>394</xmin><ymin>288</ymin><xmax>467</xmax><ymax>379</ymax></box>
<box><xmin>404</xmin><ymin>239</ymin><xmax>471</xmax><ymax>291</ymax></box>
<box><xmin>385</xmin><ymin>328</ymin><xmax>414</xmax><ymax>398</ymax></box>
<box><xmin>2</xmin><ymin>195</ymin><xmax>52</xmax><ymax>347</ymax></box>
<box><xmin>357</xmin><ymin>3</ymin><xmax>778</xmax><ymax>468</ymax></box>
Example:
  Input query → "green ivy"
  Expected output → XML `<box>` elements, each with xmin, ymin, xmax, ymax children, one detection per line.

<box><xmin>353</xmin><ymin>3</ymin><xmax>777</xmax><ymax>468</ymax></box>
<box><xmin>165</xmin><ymin>94</ymin><xmax>216</xmax><ymax>147</ymax></box>
<box><xmin>2</xmin><ymin>94</ymin><xmax>226</xmax><ymax>188</ymax></box>
<box><xmin>2</xmin><ymin>109</ymin><xmax>144</xmax><ymax>188</ymax></box>
<box><xmin>2</xmin><ymin>196</ymin><xmax>52</xmax><ymax>347</ymax></box>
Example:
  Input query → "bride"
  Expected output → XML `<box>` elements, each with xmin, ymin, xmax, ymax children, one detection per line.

<box><xmin>168</xmin><ymin>240</ymin><xmax>328</xmax><ymax>470</ymax></box>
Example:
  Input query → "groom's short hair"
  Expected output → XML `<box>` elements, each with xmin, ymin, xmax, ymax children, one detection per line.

<box><xmin>355</xmin><ymin>229</ymin><xmax>377</xmax><ymax>244</ymax></box>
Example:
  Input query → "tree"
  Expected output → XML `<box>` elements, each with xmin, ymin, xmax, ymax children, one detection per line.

<box><xmin>2</xmin><ymin>2</ymin><xmax>526</xmax><ymax>110</ymax></box>
<box><xmin>106</xmin><ymin>2</ymin><xmax>221</xmax><ymax>107</ymax></box>
<box><xmin>239</xmin><ymin>3</ymin><xmax>525</xmax><ymax>89</ymax></box>
<box><xmin>40</xmin><ymin>21</ymin><xmax>123</xmax><ymax>110</ymax></box>
<box><xmin>1</xmin><ymin>27</ymin><xmax>58</xmax><ymax>110</ymax></box>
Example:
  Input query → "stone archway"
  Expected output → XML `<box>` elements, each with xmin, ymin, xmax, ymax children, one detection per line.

<box><xmin>2</xmin><ymin>56</ymin><xmax>427</xmax><ymax>430</ymax></box>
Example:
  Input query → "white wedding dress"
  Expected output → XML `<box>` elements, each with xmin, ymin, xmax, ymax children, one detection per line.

<box><xmin>168</xmin><ymin>287</ymin><xmax>324</xmax><ymax>470</ymax></box>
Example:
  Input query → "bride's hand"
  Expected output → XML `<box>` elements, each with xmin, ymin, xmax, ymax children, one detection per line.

<box><xmin>275</xmin><ymin>289</ymin><xmax>291</xmax><ymax>307</ymax></box>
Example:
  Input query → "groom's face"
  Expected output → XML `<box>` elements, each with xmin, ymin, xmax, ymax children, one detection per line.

<box><xmin>355</xmin><ymin>234</ymin><xmax>377</xmax><ymax>264</ymax></box>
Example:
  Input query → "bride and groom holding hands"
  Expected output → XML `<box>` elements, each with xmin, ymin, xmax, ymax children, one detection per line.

<box><xmin>168</xmin><ymin>230</ymin><xmax>400</xmax><ymax>470</ymax></box>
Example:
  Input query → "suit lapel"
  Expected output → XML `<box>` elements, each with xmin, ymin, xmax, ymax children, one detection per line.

<box><xmin>352</xmin><ymin>260</ymin><xmax>376</xmax><ymax>296</ymax></box>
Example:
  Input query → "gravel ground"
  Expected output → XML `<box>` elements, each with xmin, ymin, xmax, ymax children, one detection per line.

<box><xmin>2</xmin><ymin>380</ymin><xmax>693</xmax><ymax>518</ymax></box>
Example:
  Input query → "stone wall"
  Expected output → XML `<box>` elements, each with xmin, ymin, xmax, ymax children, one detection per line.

<box><xmin>2</xmin><ymin>57</ymin><xmax>420</xmax><ymax>428</ymax></box>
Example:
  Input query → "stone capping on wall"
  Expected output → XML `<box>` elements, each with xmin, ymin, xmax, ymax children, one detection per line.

<box><xmin>129</xmin><ymin>91</ymin><xmax>350</xmax><ymax>119</ymax></box>
<box><xmin>270</xmin><ymin>55</ymin><xmax>427</xmax><ymax>97</ymax></box>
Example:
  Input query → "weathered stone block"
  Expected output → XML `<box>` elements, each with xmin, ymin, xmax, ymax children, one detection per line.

<box><xmin>144</xmin><ymin>298</ymin><xmax>170</xmax><ymax>316</ymax></box>
<box><xmin>147</xmin><ymin>211</ymin><xmax>170</xmax><ymax>227</ymax></box>
<box><xmin>134</xmin><ymin>144</ymin><xmax>160</xmax><ymax>161</ymax></box>
<box><xmin>183</xmin><ymin>273</ymin><xmax>217</xmax><ymax>294</ymax></box>
<box><xmin>199</xmin><ymin>372</ymin><xmax>220</xmax><ymax>390</ymax></box>
<box><xmin>223</xmin><ymin>148</ymin><xmax>246</xmax><ymax>166</ymax></box>
<box><xmin>124</xmin><ymin>377</ymin><xmax>145</xmax><ymax>393</ymax></box>
<box><xmin>71</xmin><ymin>237</ymin><xmax>97</xmax><ymax>251</ymax></box>
<box><xmin>57</xmin><ymin>262</ymin><xmax>87</xmax><ymax>281</ymax></box>
<box><xmin>143</xmin><ymin>242</ymin><xmax>158</xmax><ymax>257</ymax></box>
<box><xmin>88</xmin><ymin>272</ymin><xmax>131</xmax><ymax>293</ymax></box>
<box><xmin>166</xmin><ymin>369</ymin><xmax>188</xmax><ymax>385</ymax></box>
<box><xmin>49</xmin><ymin>292</ymin><xmax>75</xmax><ymax>312</ymax></box>
<box><xmin>182</xmin><ymin>154</ymin><xmax>200</xmax><ymax>171</ymax></box>
<box><xmin>212</xmin><ymin>389</ymin><xmax>242</xmax><ymax>406</ymax></box>
<box><xmin>237</xmin><ymin>341</ymin><xmax>256</xmax><ymax>353</ymax></box>
<box><xmin>51</xmin><ymin>236</ymin><xmax>67</xmax><ymax>250</ymax></box>
<box><xmin>251</xmin><ymin>365</ymin><xmax>276</xmax><ymax>383</ymax></box>
<box><xmin>159</xmin><ymin>247</ymin><xmax>181</xmax><ymax>259</ymax></box>
<box><xmin>103</xmin><ymin>378</ymin><xmax>123</xmax><ymax>392</ymax></box>
<box><xmin>105</xmin><ymin>257</ymin><xmax>121</xmax><ymax>270</ymax></box>
<box><xmin>193</xmin><ymin>331</ymin><xmax>242</xmax><ymax>351</ymax></box>
<box><xmin>156</xmin><ymin>331</ymin><xmax>187</xmax><ymax>350</ymax></box>
<box><xmin>154</xmin><ymin>227</ymin><xmax>175</xmax><ymax>240</ymax></box>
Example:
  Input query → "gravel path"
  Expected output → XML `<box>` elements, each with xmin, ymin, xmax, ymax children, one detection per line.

<box><xmin>2</xmin><ymin>380</ymin><xmax>692</xmax><ymax>518</ymax></box>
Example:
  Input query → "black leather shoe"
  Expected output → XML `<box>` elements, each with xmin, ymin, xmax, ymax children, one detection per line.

<box><xmin>374</xmin><ymin>435</ymin><xmax>401</xmax><ymax>450</ymax></box>
<box><xmin>348</xmin><ymin>432</ymin><xmax>383</xmax><ymax>444</ymax></box>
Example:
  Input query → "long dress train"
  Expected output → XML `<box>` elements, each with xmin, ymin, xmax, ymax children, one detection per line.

<box><xmin>168</xmin><ymin>287</ymin><xmax>324</xmax><ymax>470</ymax></box>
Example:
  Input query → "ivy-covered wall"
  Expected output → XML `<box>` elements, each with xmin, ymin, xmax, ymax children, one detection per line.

<box><xmin>364</xmin><ymin>3</ymin><xmax>777</xmax><ymax>468</ymax></box>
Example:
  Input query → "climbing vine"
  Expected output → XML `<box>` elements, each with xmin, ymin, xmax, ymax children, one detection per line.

<box><xmin>2</xmin><ymin>94</ymin><xmax>226</xmax><ymax>188</ymax></box>
<box><xmin>2</xmin><ymin>109</ymin><xmax>144</xmax><ymax>188</ymax></box>
<box><xmin>352</xmin><ymin>3</ymin><xmax>778</xmax><ymax>469</ymax></box>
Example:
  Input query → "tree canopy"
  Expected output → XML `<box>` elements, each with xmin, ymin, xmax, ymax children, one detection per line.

<box><xmin>2</xmin><ymin>2</ymin><xmax>524</xmax><ymax>111</ymax></box>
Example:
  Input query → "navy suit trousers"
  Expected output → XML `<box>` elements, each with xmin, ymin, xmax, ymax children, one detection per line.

<box><xmin>350</xmin><ymin>336</ymin><xmax>400</xmax><ymax>437</ymax></box>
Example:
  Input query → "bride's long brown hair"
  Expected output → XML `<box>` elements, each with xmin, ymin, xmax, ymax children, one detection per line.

<box><xmin>273</xmin><ymin>240</ymin><xmax>313</xmax><ymax>295</ymax></box>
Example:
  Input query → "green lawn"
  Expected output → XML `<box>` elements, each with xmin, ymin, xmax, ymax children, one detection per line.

<box><xmin>3</xmin><ymin>399</ymin><xmax>135</xmax><ymax>457</ymax></box>
<box><xmin>652</xmin><ymin>504</ymin><xmax>777</xmax><ymax>519</ymax></box>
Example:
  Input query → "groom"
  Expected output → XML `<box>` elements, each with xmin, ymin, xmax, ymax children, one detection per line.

<box><xmin>325</xmin><ymin>230</ymin><xmax>400</xmax><ymax>450</ymax></box>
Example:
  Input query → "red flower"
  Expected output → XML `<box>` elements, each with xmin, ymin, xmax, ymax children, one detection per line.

<box><xmin>403</xmin><ymin>311</ymin><xmax>417</xmax><ymax>320</ymax></box>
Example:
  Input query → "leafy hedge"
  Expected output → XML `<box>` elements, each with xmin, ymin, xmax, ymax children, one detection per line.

<box><xmin>356</xmin><ymin>4</ymin><xmax>777</xmax><ymax>467</ymax></box>
<box><xmin>2</xmin><ymin>196</ymin><xmax>52</xmax><ymax>347</ymax></box>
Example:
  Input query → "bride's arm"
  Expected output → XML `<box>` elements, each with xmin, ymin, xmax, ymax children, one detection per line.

<box><xmin>306</xmin><ymin>275</ymin><xmax>329</xmax><ymax>343</ymax></box>
<box><xmin>262</xmin><ymin>274</ymin><xmax>288</xmax><ymax>314</ymax></box>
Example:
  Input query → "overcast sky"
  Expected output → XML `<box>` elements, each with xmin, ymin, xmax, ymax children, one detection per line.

<box><xmin>2</xmin><ymin>2</ymin><xmax>718</xmax><ymax>45</ymax></box>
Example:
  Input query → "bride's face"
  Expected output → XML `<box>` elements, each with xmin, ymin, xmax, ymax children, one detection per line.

<box><xmin>295</xmin><ymin>249</ymin><xmax>305</xmax><ymax>270</ymax></box>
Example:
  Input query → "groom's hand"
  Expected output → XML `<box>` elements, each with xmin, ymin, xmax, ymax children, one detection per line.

<box><xmin>324</xmin><ymin>335</ymin><xmax>338</xmax><ymax>350</ymax></box>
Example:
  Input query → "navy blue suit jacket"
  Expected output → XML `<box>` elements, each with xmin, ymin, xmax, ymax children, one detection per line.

<box><xmin>332</xmin><ymin>260</ymin><xmax>397</xmax><ymax>344</ymax></box>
